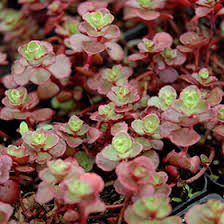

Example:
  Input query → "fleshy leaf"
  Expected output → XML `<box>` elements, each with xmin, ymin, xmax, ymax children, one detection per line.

<box><xmin>169</xmin><ymin>128</ymin><xmax>200</xmax><ymax>147</ymax></box>
<box><xmin>75</xmin><ymin>151</ymin><xmax>94</xmax><ymax>172</ymax></box>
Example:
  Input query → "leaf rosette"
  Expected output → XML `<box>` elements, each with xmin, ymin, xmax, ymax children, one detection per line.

<box><xmin>172</xmin><ymin>85</ymin><xmax>209</xmax><ymax>116</ymax></box>
<box><xmin>19</xmin><ymin>40</ymin><xmax>54</xmax><ymax>66</ymax></box>
<box><xmin>83</xmin><ymin>8</ymin><xmax>114</xmax><ymax>31</ymax></box>
<box><xmin>124</xmin><ymin>196</ymin><xmax>182</xmax><ymax>224</ymax></box>
<box><xmin>132</xmin><ymin>113</ymin><xmax>160</xmax><ymax>136</ymax></box>
<box><xmin>107</xmin><ymin>85</ymin><xmax>140</xmax><ymax>106</ymax></box>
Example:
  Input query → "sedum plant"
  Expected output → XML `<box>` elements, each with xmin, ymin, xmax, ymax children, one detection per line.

<box><xmin>132</xmin><ymin>113</ymin><xmax>160</xmax><ymax>137</ymax></box>
<box><xmin>54</xmin><ymin>115</ymin><xmax>101</xmax><ymax>148</ymax></box>
<box><xmin>172</xmin><ymin>85</ymin><xmax>209</xmax><ymax>117</ymax></box>
<box><xmin>87</xmin><ymin>64</ymin><xmax>133</xmax><ymax>95</ymax></box>
<box><xmin>12</xmin><ymin>40</ymin><xmax>71</xmax><ymax>86</ymax></box>
<box><xmin>148</xmin><ymin>85</ymin><xmax>177</xmax><ymax>111</ymax></box>
<box><xmin>0</xmin><ymin>87</ymin><xmax>54</xmax><ymax>122</ymax></box>
<box><xmin>1</xmin><ymin>0</ymin><xmax>224</xmax><ymax>223</ymax></box>
<box><xmin>125</xmin><ymin>0</ymin><xmax>166</xmax><ymax>21</ymax></box>
<box><xmin>102</xmin><ymin>131</ymin><xmax>142</xmax><ymax>161</ymax></box>
<box><xmin>124</xmin><ymin>196</ymin><xmax>182</xmax><ymax>224</ymax></box>
<box><xmin>96</xmin><ymin>131</ymin><xmax>142</xmax><ymax>171</ymax></box>
<box><xmin>115</xmin><ymin>156</ymin><xmax>156</xmax><ymax>192</ymax></box>
<box><xmin>185</xmin><ymin>199</ymin><xmax>224</xmax><ymax>224</ymax></box>
<box><xmin>90</xmin><ymin>102</ymin><xmax>123</xmax><ymax>122</ymax></box>
<box><xmin>107</xmin><ymin>85</ymin><xmax>140</xmax><ymax>107</ymax></box>
<box><xmin>65</xmin><ymin>7</ymin><xmax>123</xmax><ymax>60</ymax></box>
<box><xmin>36</xmin><ymin>158</ymin><xmax>105</xmax><ymax>223</ymax></box>
<box><xmin>22</xmin><ymin>128</ymin><xmax>66</xmax><ymax>164</ymax></box>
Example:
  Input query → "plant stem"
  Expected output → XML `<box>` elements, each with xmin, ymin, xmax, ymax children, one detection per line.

<box><xmin>180</xmin><ymin>145</ymin><xmax>215</xmax><ymax>184</ymax></box>
<box><xmin>0</xmin><ymin>130</ymin><xmax>10</xmax><ymax>140</ymax></box>
<box><xmin>84</xmin><ymin>55</ymin><xmax>93</xmax><ymax>69</ymax></box>
<box><xmin>136</xmin><ymin>71</ymin><xmax>153</xmax><ymax>81</ymax></box>
<box><xmin>194</xmin><ymin>48</ymin><xmax>200</xmax><ymax>71</ymax></box>
<box><xmin>88</xmin><ymin>213</ymin><xmax>119</xmax><ymax>219</ymax></box>
<box><xmin>117</xmin><ymin>196</ymin><xmax>131</xmax><ymax>224</ymax></box>
<box><xmin>106</xmin><ymin>203</ymin><xmax>124</xmax><ymax>209</ymax></box>
<box><xmin>205</xmin><ymin>10</ymin><xmax>215</xmax><ymax>67</ymax></box>
<box><xmin>182</xmin><ymin>147</ymin><xmax>188</xmax><ymax>154</ymax></box>
<box><xmin>146</xmin><ymin>21</ymin><xmax>154</xmax><ymax>36</ymax></box>
<box><xmin>79</xmin><ymin>205</ymin><xmax>87</xmax><ymax>224</ymax></box>
<box><xmin>79</xmin><ymin>104</ymin><xmax>101</xmax><ymax>116</ymax></box>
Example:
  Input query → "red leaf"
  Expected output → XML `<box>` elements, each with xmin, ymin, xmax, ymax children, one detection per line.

<box><xmin>37</xmin><ymin>81</ymin><xmax>59</xmax><ymax>100</ymax></box>
<box><xmin>159</xmin><ymin>68</ymin><xmax>179</xmax><ymax>83</ymax></box>
<box><xmin>169</xmin><ymin>128</ymin><xmax>200</xmax><ymax>147</ymax></box>
<box><xmin>31</xmin><ymin>108</ymin><xmax>55</xmax><ymax>122</ymax></box>
<box><xmin>48</xmin><ymin>54</ymin><xmax>71</xmax><ymax>79</ymax></box>
<box><xmin>0</xmin><ymin>180</ymin><xmax>20</xmax><ymax>204</ymax></box>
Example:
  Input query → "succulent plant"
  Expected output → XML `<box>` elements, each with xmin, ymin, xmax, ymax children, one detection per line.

<box><xmin>185</xmin><ymin>199</ymin><xmax>224</xmax><ymax>224</ymax></box>
<box><xmin>125</xmin><ymin>196</ymin><xmax>182</xmax><ymax>224</ymax></box>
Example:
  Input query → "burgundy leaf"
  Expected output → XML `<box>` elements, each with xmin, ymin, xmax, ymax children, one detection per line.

<box><xmin>0</xmin><ymin>180</ymin><xmax>20</xmax><ymax>204</ymax></box>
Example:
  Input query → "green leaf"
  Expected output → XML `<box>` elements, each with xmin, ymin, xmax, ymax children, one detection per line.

<box><xmin>20</xmin><ymin>41</ymin><xmax>49</xmax><ymax>65</ymax></box>
<box><xmin>171</xmin><ymin>197</ymin><xmax>182</xmax><ymax>203</ymax></box>
<box><xmin>112</xmin><ymin>132</ymin><xmax>132</xmax><ymax>153</ymax></box>
<box><xmin>32</xmin><ymin>131</ymin><xmax>46</xmax><ymax>145</ymax></box>
<box><xmin>68</xmin><ymin>179</ymin><xmax>91</xmax><ymax>196</ymax></box>
<box><xmin>6</xmin><ymin>88</ymin><xmax>27</xmax><ymax>105</ymax></box>
<box><xmin>147</xmin><ymin>96</ymin><xmax>160</xmax><ymax>109</ymax></box>
<box><xmin>75</xmin><ymin>151</ymin><xmax>94</xmax><ymax>172</ymax></box>
<box><xmin>99</xmin><ymin>103</ymin><xmax>115</xmax><ymax>119</ymax></box>
<box><xmin>102</xmin><ymin>145</ymin><xmax>120</xmax><ymax>161</ymax></box>
<box><xmin>84</xmin><ymin>10</ymin><xmax>113</xmax><ymax>30</ymax></box>
<box><xmin>217</xmin><ymin>106</ymin><xmax>224</xmax><ymax>121</ymax></box>
<box><xmin>48</xmin><ymin>159</ymin><xmax>70</xmax><ymax>175</ymax></box>
<box><xmin>156</xmin><ymin>201</ymin><xmax>171</xmax><ymax>219</ymax></box>
<box><xmin>138</xmin><ymin>0</ymin><xmax>151</xmax><ymax>7</ymax></box>
<box><xmin>158</xmin><ymin>85</ymin><xmax>176</xmax><ymax>108</ymax></box>
<box><xmin>68</xmin><ymin>116</ymin><xmax>83</xmax><ymax>132</ymax></box>
<box><xmin>43</xmin><ymin>134</ymin><xmax>58</xmax><ymax>151</ymax></box>
<box><xmin>36</xmin><ymin>152</ymin><xmax>51</xmax><ymax>163</ymax></box>
<box><xmin>161</xmin><ymin>216</ymin><xmax>182</xmax><ymax>224</ymax></box>
<box><xmin>135</xmin><ymin>137</ymin><xmax>152</xmax><ymax>150</ymax></box>
<box><xmin>37</xmin><ymin>124</ymin><xmax>53</xmax><ymax>131</ymax></box>
<box><xmin>133</xmin><ymin>199</ymin><xmax>148</xmax><ymax>219</ymax></box>
<box><xmin>132</xmin><ymin>120</ymin><xmax>145</xmax><ymax>135</ymax></box>
<box><xmin>129</xmin><ymin>143</ymin><xmax>142</xmax><ymax>158</ymax></box>
<box><xmin>143</xmin><ymin>114</ymin><xmax>160</xmax><ymax>134</ymax></box>
<box><xmin>161</xmin><ymin>48</ymin><xmax>177</xmax><ymax>60</ymax></box>
<box><xmin>7</xmin><ymin>145</ymin><xmax>24</xmax><ymax>157</ymax></box>
<box><xmin>19</xmin><ymin>121</ymin><xmax>29</xmax><ymax>135</ymax></box>
<box><xmin>180</xmin><ymin>86</ymin><xmax>200</xmax><ymax>109</ymax></box>
<box><xmin>198</xmin><ymin>68</ymin><xmax>209</xmax><ymax>79</ymax></box>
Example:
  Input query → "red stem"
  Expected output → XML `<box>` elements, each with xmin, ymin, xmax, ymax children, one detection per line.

<box><xmin>79</xmin><ymin>104</ymin><xmax>101</xmax><ymax>116</ymax></box>
<box><xmin>117</xmin><ymin>196</ymin><xmax>131</xmax><ymax>224</ymax></box>
<box><xmin>46</xmin><ymin>36</ymin><xmax>63</xmax><ymax>44</ymax></box>
<box><xmin>182</xmin><ymin>147</ymin><xmax>189</xmax><ymax>154</ymax></box>
<box><xmin>0</xmin><ymin>130</ymin><xmax>10</xmax><ymax>140</ymax></box>
<box><xmin>180</xmin><ymin>145</ymin><xmax>215</xmax><ymax>184</ymax></box>
<box><xmin>84</xmin><ymin>55</ymin><xmax>93</xmax><ymax>69</ymax></box>
<box><xmin>79</xmin><ymin>205</ymin><xmax>87</xmax><ymax>224</ymax></box>
<box><xmin>106</xmin><ymin>203</ymin><xmax>124</xmax><ymax>209</ymax></box>
<box><xmin>136</xmin><ymin>71</ymin><xmax>153</xmax><ymax>81</ymax></box>
<box><xmin>146</xmin><ymin>21</ymin><xmax>155</xmax><ymax>36</ymax></box>
<box><xmin>205</xmin><ymin>9</ymin><xmax>215</xmax><ymax>67</ymax></box>
<box><xmin>194</xmin><ymin>48</ymin><xmax>200</xmax><ymax>71</ymax></box>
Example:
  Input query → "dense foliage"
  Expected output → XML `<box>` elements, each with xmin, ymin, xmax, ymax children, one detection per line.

<box><xmin>0</xmin><ymin>0</ymin><xmax>224</xmax><ymax>223</ymax></box>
